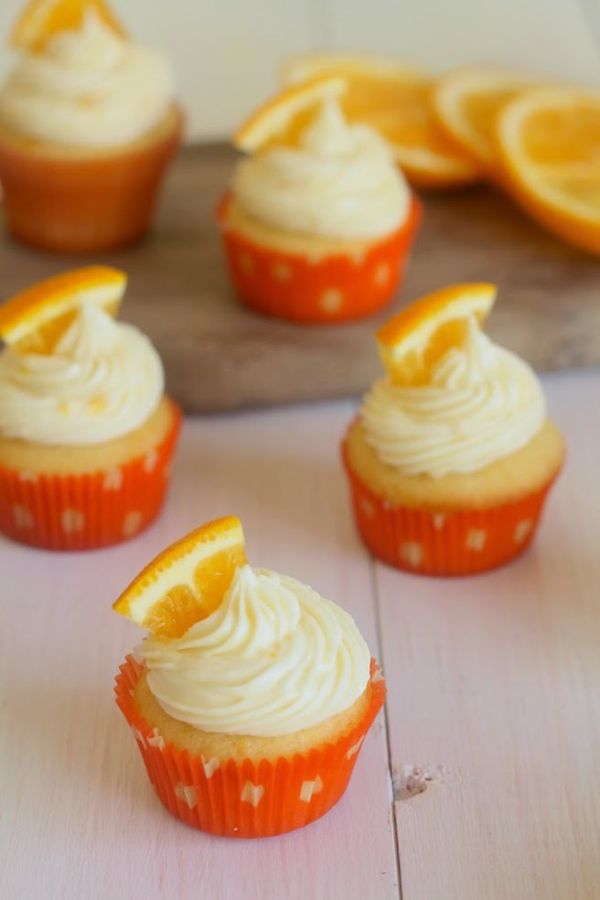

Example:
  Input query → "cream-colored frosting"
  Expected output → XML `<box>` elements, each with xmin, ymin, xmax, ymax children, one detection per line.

<box><xmin>0</xmin><ymin>304</ymin><xmax>164</xmax><ymax>445</ymax></box>
<box><xmin>140</xmin><ymin>565</ymin><xmax>371</xmax><ymax>737</ymax></box>
<box><xmin>232</xmin><ymin>98</ymin><xmax>410</xmax><ymax>239</ymax></box>
<box><xmin>0</xmin><ymin>11</ymin><xmax>174</xmax><ymax>147</ymax></box>
<box><xmin>361</xmin><ymin>317</ymin><xmax>546</xmax><ymax>477</ymax></box>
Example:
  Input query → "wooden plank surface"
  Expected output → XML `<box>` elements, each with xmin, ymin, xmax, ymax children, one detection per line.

<box><xmin>379</xmin><ymin>369</ymin><xmax>600</xmax><ymax>900</ymax></box>
<box><xmin>1</xmin><ymin>371</ymin><xmax>599</xmax><ymax>899</ymax></box>
<box><xmin>2</xmin><ymin>145</ymin><xmax>600</xmax><ymax>413</ymax></box>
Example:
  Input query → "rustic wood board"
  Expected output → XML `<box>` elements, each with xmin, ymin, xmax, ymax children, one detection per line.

<box><xmin>1</xmin><ymin>144</ymin><xmax>600</xmax><ymax>413</ymax></box>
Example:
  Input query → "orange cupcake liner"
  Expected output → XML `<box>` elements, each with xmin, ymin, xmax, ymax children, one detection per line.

<box><xmin>0</xmin><ymin>107</ymin><xmax>183</xmax><ymax>254</ymax></box>
<box><xmin>115</xmin><ymin>654</ymin><xmax>386</xmax><ymax>838</ymax></box>
<box><xmin>217</xmin><ymin>195</ymin><xmax>420</xmax><ymax>324</ymax></box>
<box><xmin>342</xmin><ymin>436</ymin><xmax>561</xmax><ymax>576</ymax></box>
<box><xmin>0</xmin><ymin>402</ymin><xmax>181</xmax><ymax>551</ymax></box>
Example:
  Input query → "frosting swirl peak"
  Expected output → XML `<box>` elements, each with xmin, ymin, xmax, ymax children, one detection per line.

<box><xmin>232</xmin><ymin>98</ymin><xmax>410</xmax><ymax>239</ymax></box>
<box><xmin>140</xmin><ymin>565</ymin><xmax>371</xmax><ymax>737</ymax></box>
<box><xmin>361</xmin><ymin>316</ymin><xmax>546</xmax><ymax>477</ymax></box>
<box><xmin>0</xmin><ymin>303</ymin><xmax>164</xmax><ymax>445</ymax></box>
<box><xmin>0</xmin><ymin>11</ymin><xmax>174</xmax><ymax>147</ymax></box>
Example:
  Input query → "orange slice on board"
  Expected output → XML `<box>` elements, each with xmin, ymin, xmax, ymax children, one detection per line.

<box><xmin>234</xmin><ymin>75</ymin><xmax>346</xmax><ymax>153</ymax></box>
<box><xmin>0</xmin><ymin>266</ymin><xmax>127</xmax><ymax>354</ymax></box>
<box><xmin>495</xmin><ymin>88</ymin><xmax>600</xmax><ymax>255</ymax></box>
<box><xmin>281</xmin><ymin>53</ymin><xmax>482</xmax><ymax>189</ymax></box>
<box><xmin>377</xmin><ymin>283</ymin><xmax>496</xmax><ymax>385</ymax></box>
<box><xmin>10</xmin><ymin>0</ymin><xmax>127</xmax><ymax>52</ymax></box>
<box><xmin>432</xmin><ymin>67</ymin><xmax>535</xmax><ymax>169</ymax></box>
<box><xmin>113</xmin><ymin>516</ymin><xmax>248</xmax><ymax>637</ymax></box>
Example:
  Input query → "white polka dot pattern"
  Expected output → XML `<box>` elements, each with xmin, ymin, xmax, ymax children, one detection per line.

<box><xmin>201</xmin><ymin>756</ymin><xmax>219</xmax><ymax>779</ymax></box>
<box><xmin>143</xmin><ymin>448</ymin><xmax>158</xmax><ymax>473</ymax></box>
<box><xmin>346</xmin><ymin>736</ymin><xmax>365</xmax><ymax>760</ymax></box>
<box><xmin>320</xmin><ymin>288</ymin><xmax>343</xmax><ymax>313</ymax></box>
<box><xmin>147</xmin><ymin>727</ymin><xmax>165</xmax><ymax>750</ymax></box>
<box><xmin>61</xmin><ymin>509</ymin><xmax>84</xmax><ymax>533</ymax></box>
<box><xmin>373</xmin><ymin>262</ymin><xmax>391</xmax><ymax>286</ymax></box>
<box><xmin>514</xmin><ymin>519</ymin><xmax>533</xmax><ymax>543</ymax></box>
<box><xmin>103</xmin><ymin>468</ymin><xmax>123</xmax><ymax>491</ymax></box>
<box><xmin>299</xmin><ymin>776</ymin><xmax>323</xmax><ymax>802</ymax></box>
<box><xmin>175</xmin><ymin>783</ymin><xmax>197</xmax><ymax>809</ymax></box>
<box><xmin>241</xmin><ymin>781</ymin><xmax>264</xmax><ymax>808</ymax></box>
<box><xmin>271</xmin><ymin>262</ymin><xmax>292</xmax><ymax>282</ymax></box>
<box><xmin>13</xmin><ymin>504</ymin><xmax>34</xmax><ymax>529</ymax></box>
<box><xmin>401</xmin><ymin>541</ymin><xmax>424</xmax><ymax>568</ymax></box>
<box><xmin>122</xmin><ymin>511</ymin><xmax>143</xmax><ymax>537</ymax></box>
<box><xmin>466</xmin><ymin>528</ymin><xmax>487</xmax><ymax>552</ymax></box>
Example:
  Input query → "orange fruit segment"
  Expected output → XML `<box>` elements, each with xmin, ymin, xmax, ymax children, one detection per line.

<box><xmin>234</xmin><ymin>76</ymin><xmax>346</xmax><ymax>153</ymax></box>
<box><xmin>282</xmin><ymin>53</ymin><xmax>482</xmax><ymax>189</ymax></box>
<box><xmin>0</xmin><ymin>266</ymin><xmax>126</xmax><ymax>354</ymax></box>
<box><xmin>377</xmin><ymin>283</ymin><xmax>496</xmax><ymax>385</ymax></box>
<box><xmin>432</xmin><ymin>67</ymin><xmax>534</xmax><ymax>169</ymax></box>
<box><xmin>495</xmin><ymin>88</ymin><xmax>600</xmax><ymax>255</ymax></box>
<box><xmin>112</xmin><ymin>517</ymin><xmax>248</xmax><ymax>638</ymax></box>
<box><xmin>10</xmin><ymin>0</ymin><xmax>127</xmax><ymax>52</ymax></box>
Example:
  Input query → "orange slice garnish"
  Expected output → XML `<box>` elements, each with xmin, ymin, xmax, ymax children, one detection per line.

<box><xmin>113</xmin><ymin>517</ymin><xmax>248</xmax><ymax>638</ymax></box>
<box><xmin>281</xmin><ymin>53</ymin><xmax>483</xmax><ymax>189</ymax></box>
<box><xmin>432</xmin><ymin>67</ymin><xmax>534</xmax><ymax>169</ymax></box>
<box><xmin>495</xmin><ymin>88</ymin><xmax>600</xmax><ymax>255</ymax></box>
<box><xmin>0</xmin><ymin>266</ymin><xmax>126</xmax><ymax>354</ymax></box>
<box><xmin>10</xmin><ymin>0</ymin><xmax>127</xmax><ymax>52</ymax></box>
<box><xmin>234</xmin><ymin>75</ymin><xmax>346</xmax><ymax>153</ymax></box>
<box><xmin>377</xmin><ymin>283</ymin><xmax>497</xmax><ymax>385</ymax></box>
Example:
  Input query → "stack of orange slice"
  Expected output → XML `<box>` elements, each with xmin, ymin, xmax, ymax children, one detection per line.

<box><xmin>280</xmin><ymin>55</ymin><xmax>600</xmax><ymax>255</ymax></box>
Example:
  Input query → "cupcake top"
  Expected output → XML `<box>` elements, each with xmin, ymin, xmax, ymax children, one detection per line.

<box><xmin>0</xmin><ymin>267</ymin><xmax>164</xmax><ymax>446</ymax></box>
<box><xmin>140</xmin><ymin>565</ymin><xmax>371</xmax><ymax>737</ymax></box>
<box><xmin>232</xmin><ymin>98</ymin><xmax>410</xmax><ymax>240</ymax></box>
<box><xmin>0</xmin><ymin>9</ymin><xmax>174</xmax><ymax>148</ymax></box>
<box><xmin>113</xmin><ymin>517</ymin><xmax>372</xmax><ymax>738</ymax></box>
<box><xmin>361</xmin><ymin>284</ymin><xmax>546</xmax><ymax>477</ymax></box>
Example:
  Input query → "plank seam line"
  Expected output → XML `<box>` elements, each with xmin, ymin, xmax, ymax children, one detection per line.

<box><xmin>370</xmin><ymin>558</ymin><xmax>403</xmax><ymax>900</ymax></box>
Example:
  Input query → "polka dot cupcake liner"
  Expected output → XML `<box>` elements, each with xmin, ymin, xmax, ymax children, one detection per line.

<box><xmin>115</xmin><ymin>654</ymin><xmax>386</xmax><ymax>838</ymax></box>
<box><xmin>217</xmin><ymin>195</ymin><xmax>420</xmax><ymax>324</ymax></box>
<box><xmin>0</xmin><ymin>403</ymin><xmax>181</xmax><ymax>551</ymax></box>
<box><xmin>342</xmin><ymin>439</ymin><xmax>561</xmax><ymax>576</ymax></box>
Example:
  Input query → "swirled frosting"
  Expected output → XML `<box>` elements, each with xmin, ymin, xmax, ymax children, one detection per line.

<box><xmin>232</xmin><ymin>98</ymin><xmax>410</xmax><ymax>239</ymax></box>
<box><xmin>0</xmin><ymin>11</ymin><xmax>174</xmax><ymax>147</ymax></box>
<box><xmin>361</xmin><ymin>317</ymin><xmax>546</xmax><ymax>477</ymax></box>
<box><xmin>0</xmin><ymin>303</ymin><xmax>164</xmax><ymax>445</ymax></box>
<box><xmin>140</xmin><ymin>565</ymin><xmax>371</xmax><ymax>737</ymax></box>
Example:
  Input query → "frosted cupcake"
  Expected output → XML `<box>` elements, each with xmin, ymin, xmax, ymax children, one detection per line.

<box><xmin>0</xmin><ymin>266</ymin><xmax>181</xmax><ymax>550</ymax></box>
<box><xmin>342</xmin><ymin>283</ymin><xmax>565</xmax><ymax>576</ymax></box>
<box><xmin>218</xmin><ymin>77</ymin><xmax>419</xmax><ymax>324</ymax></box>
<box><xmin>114</xmin><ymin>516</ymin><xmax>385</xmax><ymax>837</ymax></box>
<box><xmin>0</xmin><ymin>0</ymin><xmax>183</xmax><ymax>253</ymax></box>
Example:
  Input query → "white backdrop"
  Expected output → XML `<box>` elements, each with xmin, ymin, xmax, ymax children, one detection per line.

<box><xmin>0</xmin><ymin>0</ymin><xmax>598</xmax><ymax>142</ymax></box>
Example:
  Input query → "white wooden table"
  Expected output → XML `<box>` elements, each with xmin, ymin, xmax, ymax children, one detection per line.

<box><xmin>2</xmin><ymin>370</ymin><xmax>599</xmax><ymax>900</ymax></box>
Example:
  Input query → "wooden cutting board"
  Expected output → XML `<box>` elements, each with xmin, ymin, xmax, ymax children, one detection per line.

<box><xmin>2</xmin><ymin>144</ymin><xmax>600</xmax><ymax>412</ymax></box>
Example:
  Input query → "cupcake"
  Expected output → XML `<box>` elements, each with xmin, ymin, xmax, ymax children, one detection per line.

<box><xmin>0</xmin><ymin>0</ymin><xmax>183</xmax><ymax>253</ymax></box>
<box><xmin>342</xmin><ymin>283</ymin><xmax>565</xmax><ymax>576</ymax></box>
<box><xmin>218</xmin><ymin>77</ymin><xmax>419</xmax><ymax>324</ymax></box>
<box><xmin>114</xmin><ymin>516</ymin><xmax>385</xmax><ymax>838</ymax></box>
<box><xmin>0</xmin><ymin>266</ymin><xmax>181</xmax><ymax>550</ymax></box>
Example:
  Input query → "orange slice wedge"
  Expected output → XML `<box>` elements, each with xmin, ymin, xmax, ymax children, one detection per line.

<box><xmin>113</xmin><ymin>517</ymin><xmax>248</xmax><ymax>638</ymax></box>
<box><xmin>432</xmin><ymin>67</ymin><xmax>534</xmax><ymax>169</ymax></box>
<box><xmin>10</xmin><ymin>0</ymin><xmax>127</xmax><ymax>53</ymax></box>
<box><xmin>234</xmin><ymin>76</ymin><xmax>346</xmax><ymax>153</ymax></box>
<box><xmin>377</xmin><ymin>283</ymin><xmax>496</xmax><ymax>385</ymax></box>
<box><xmin>282</xmin><ymin>53</ymin><xmax>482</xmax><ymax>189</ymax></box>
<box><xmin>0</xmin><ymin>266</ymin><xmax>127</xmax><ymax>354</ymax></box>
<box><xmin>495</xmin><ymin>88</ymin><xmax>600</xmax><ymax>255</ymax></box>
